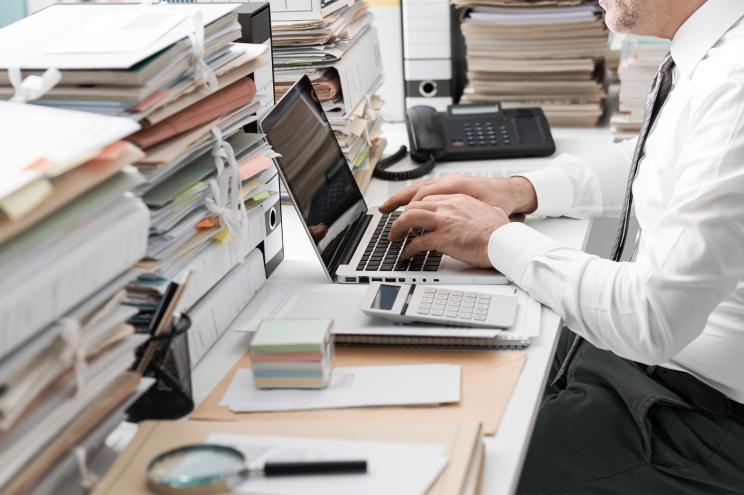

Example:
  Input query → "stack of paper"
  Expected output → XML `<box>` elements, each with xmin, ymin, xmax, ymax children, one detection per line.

<box><xmin>0</xmin><ymin>4</ymin><xmax>251</xmax><ymax>121</ymax></box>
<box><xmin>270</xmin><ymin>0</ymin><xmax>387</xmax><ymax>191</ymax></box>
<box><xmin>250</xmin><ymin>319</ymin><xmax>334</xmax><ymax>389</ymax></box>
<box><xmin>0</xmin><ymin>5</ymin><xmax>278</xmax><ymax>331</ymax></box>
<box><xmin>0</xmin><ymin>102</ymin><xmax>152</xmax><ymax>493</ymax></box>
<box><xmin>611</xmin><ymin>35</ymin><xmax>671</xmax><ymax>137</ymax></box>
<box><xmin>125</xmin><ymin>126</ymin><xmax>278</xmax><ymax>329</ymax></box>
<box><xmin>456</xmin><ymin>0</ymin><xmax>610</xmax><ymax>127</ymax></box>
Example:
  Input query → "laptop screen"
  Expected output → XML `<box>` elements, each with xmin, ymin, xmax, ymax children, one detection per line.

<box><xmin>260</xmin><ymin>75</ymin><xmax>368</xmax><ymax>272</ymax></box>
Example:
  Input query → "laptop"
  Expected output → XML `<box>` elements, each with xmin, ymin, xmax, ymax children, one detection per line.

<box><xmin>259</xmin><ymin>75</ymin><xmax>508</xmax><ymax>285</ymax></box>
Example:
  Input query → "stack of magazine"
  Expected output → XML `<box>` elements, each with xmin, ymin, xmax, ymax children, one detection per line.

<box><xmin>456</xmin><ymin>0</ymin><xmax>609</xmax><ymax>127</ymax></box>
<box><xmin>611</xmin><ymin>35</ymin><xmax>671</xmax><ymax>138</ymax></box>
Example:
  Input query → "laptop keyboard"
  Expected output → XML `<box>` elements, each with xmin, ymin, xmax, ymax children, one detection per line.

<box><xmin>356</xmin><ymin>211</ymin><xmax>443</xmax><ymax>272</ymax></box>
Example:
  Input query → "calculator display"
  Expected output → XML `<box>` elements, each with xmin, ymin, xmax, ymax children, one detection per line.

<box><xmin>371</xmin><ymin>284</ymin><xmax>400</xmax><ymax>310</ymax></box>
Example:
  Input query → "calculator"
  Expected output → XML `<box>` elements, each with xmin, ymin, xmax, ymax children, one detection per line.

<box><xmin>360</xmin><ymin>282</ymin><xmax>518</xmax><ymax>328</ymax></box>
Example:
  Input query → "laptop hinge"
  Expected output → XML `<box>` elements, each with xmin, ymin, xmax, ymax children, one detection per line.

<box><xmin>330</xmin><ymin>213</ymin><xmax>373</xmax><ymax>278</ymax></box>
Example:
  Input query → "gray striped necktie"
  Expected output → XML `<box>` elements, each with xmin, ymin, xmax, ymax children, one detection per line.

<box><xmin>552</xmin><ymin>54</ymin><xmax>676</xmax><ymax>386</ymax></box>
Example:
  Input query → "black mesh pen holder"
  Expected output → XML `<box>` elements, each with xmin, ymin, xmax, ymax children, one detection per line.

<box><xmin>127</xmin><ymin>315</ymin><xmax>194</xmax><ymax>422</ymax></box>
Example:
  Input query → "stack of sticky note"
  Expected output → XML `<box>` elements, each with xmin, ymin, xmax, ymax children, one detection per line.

<box><xmin>250</xmin><ymin>319</ymin><xmax>334</xmax><ymax>389</ymax></box>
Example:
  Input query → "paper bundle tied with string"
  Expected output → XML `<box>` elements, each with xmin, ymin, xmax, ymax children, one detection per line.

<box><xmin>250</xmin><ymin>319</ymin><xmax>334</xmax><ymax>389</ymax></box>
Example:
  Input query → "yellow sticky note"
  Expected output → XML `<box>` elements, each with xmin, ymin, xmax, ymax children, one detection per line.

<box><xmin>251</xmin><ymin>190</ymin><xmax>271</xmax><ymax>202</ymax></box>
<box><xmin>213</xmin><ymin>227</ymin><xmax>231</xmax><ymax>243</ymax></box>
<box><xmin>0</xmin><ymin>179</ymin><xmax>53</xmax><ymax>220</ymax></box>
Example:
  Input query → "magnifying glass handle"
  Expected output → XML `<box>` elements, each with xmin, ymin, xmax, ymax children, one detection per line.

<box><xmin>263</xmin><ymin>460</ymin><xmax>368</xmax><ymax>476</ymax></box>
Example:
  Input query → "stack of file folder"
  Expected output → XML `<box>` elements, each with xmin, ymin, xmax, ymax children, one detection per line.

<box><xmin>611</xmin><ymin>35</ymin><xmax>670</xmax><ymax>138</ymax></box>
<box><xmin>0</xmin><ymin>101</ymin><xmax>152</xmax><ymax>494</ymax></box>
<box><xmin>0</xmin><ymin>3</ymin><xmax>282</xmax><ymax>367</ymax></box>
<box><xmin>456</xmin><ymin>0</ymin><xmax>610</xmax><ymax>127</ymax></box>
<box><xmin>270</xmin><ymin>0</ymin><xmax>387</xmax><ymax>191</ymax></box>
<box><xmin>0</xmin><ymin>3</ymin><xmax>252</xmax><ymax>121</ymax></box>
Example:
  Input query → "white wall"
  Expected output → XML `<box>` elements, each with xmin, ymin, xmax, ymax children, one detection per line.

<box><xmin>369</xmin><ymin>0</ymin><xmax>405</xmax><ymax>122</ymax></box>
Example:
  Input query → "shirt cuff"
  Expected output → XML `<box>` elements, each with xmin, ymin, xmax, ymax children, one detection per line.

<box><xmin>488</xmin><ymin>222</ymin><xmax>560</xmax><ymax>285</ymax></box>
<box><xmin>515</xmin><ymin>159</ymin><xmax>574</xmax><ymax>217</ymax></box>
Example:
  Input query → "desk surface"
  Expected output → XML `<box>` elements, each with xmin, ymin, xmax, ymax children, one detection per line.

<box><xmin>192</xmin><ymin>123</ymin><xmax>605</xmax><ymax>494</ymax></box>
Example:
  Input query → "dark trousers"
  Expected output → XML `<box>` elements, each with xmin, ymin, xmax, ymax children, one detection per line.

<box><xmin>517</xmin><ymin>330</ymin><xmax>744</xmax><ymax>494</ymax></box>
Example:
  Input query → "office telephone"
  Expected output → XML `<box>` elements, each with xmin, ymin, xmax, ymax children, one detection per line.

<box><xmin>374</xmin><ymin>104</ymin><xmax>556</xmax><ymax>181</ymax></box>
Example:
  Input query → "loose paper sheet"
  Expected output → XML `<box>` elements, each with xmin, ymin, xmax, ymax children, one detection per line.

<box><xmin>206</xmin><ymin>433</ymin><xmax>448</xmax><ymax>495</ymax></box>
<box><xmin>220</xmin><ymin>364</ymin><xmax>461</xmax><ymax>412</ymax></box>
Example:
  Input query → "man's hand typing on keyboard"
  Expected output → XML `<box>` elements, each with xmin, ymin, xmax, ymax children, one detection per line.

<box><xmin>387</xmin><ymin>194</ymin><xmax>510</xmax><ymax>268</ymax></box>
<box><xmin>380</xmin><ymin>174</ymin><xmax>537</xmax><ymax>216</ymax></box>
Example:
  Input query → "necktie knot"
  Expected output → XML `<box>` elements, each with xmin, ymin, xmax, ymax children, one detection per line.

<box><xmin>659</xmin><ymin>53</ymin><xmax>676</xmax><ymax>75</ymax></box>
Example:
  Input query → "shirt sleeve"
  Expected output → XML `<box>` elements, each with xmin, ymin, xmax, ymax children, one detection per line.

<box><xmin>488</xmin><ymin>81</ymin><xmax>744</xmax><ymax>365</ymax></box>
<box><xmin>517</xmin><ymin>137</ymin><xmax>637</xmax><ymax>219</ymax></box>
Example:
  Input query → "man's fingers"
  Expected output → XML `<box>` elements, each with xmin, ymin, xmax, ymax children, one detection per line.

<box><xmin>379</xmin><ymin>179</ymin><xmax>436</xmax><ymax>213</ymax></box>
<box><xmin>401</xmin><ymin>233</ymin><xmax>439</xmax><ymax>260</ymax></box>
<box><xmin>406</xmin><ymin>200</ymin><xmax>442</xmax><ymax>212</ymax></box>
<box><xmin>409</xmin><ymin>183</ymin><xmax>454</xmax><ymax>205</ymax></box>
<box><xmin>388</xmin><ymin>209</ymin><xmax>438</xmax><ymax>241</ymax></box>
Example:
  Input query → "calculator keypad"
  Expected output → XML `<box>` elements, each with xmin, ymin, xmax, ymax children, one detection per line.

<box><xmin>416</xmin><ymin>288</ymin><xmax>492</xmax><ymax>322</ymax></box>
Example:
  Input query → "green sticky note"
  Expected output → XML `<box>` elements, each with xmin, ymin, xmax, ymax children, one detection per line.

<box><xmin>143</xmin><ymin>152</ymin><xmax>214</xmax><ymax>208</ymax></box>
<box><xmin>251</xmin><ymin>319</ymin><xmax>333</xmax><ymax>354</ymax></box>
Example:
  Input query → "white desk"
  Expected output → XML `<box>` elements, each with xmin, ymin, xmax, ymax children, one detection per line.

<box><xmin>192</xmin><ymin>123</ymin><xmax>610</xmax><ymax>494</ymax></box>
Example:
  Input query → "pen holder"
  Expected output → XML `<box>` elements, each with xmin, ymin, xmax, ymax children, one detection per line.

<box><xmin>127</xmin><ymin>315</ymin><xmax>194</xmax><ymax>422</ymax></box>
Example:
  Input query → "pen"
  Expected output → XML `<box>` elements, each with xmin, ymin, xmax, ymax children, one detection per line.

<box><xmin>248</xmin><ymin>460</ymin><xmax>368</xmax><ymax>477</ymax></box>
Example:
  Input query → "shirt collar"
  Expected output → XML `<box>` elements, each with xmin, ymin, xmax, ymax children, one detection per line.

<box><xmin>671</xmin><ymin>0</ymin><xmax>744</xmax><ymax>78</ymax></box>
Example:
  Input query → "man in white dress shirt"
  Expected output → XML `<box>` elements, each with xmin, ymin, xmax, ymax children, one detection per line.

<box><xmin>383</xmin><ymin>0</ymin><xmax>744</xmax><ymax>492</ymax></box>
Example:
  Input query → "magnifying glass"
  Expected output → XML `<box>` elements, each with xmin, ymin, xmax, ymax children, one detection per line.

<box><xmin>147</xmin><ymin>444</ymin><xmax>367</xmax><ymax>494</ymax></box>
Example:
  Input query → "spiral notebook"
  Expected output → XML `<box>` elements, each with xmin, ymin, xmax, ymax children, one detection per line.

<box><xmin>231</xmin><ymin>281</ymin><xmax>541</xmax><ymax>349</ymax></box>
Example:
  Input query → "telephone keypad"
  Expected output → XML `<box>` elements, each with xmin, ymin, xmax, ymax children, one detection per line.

<box><xmin>458</xmin><ymin>119</ymin><xmax>513</xmax><ymax>149</ymax></box>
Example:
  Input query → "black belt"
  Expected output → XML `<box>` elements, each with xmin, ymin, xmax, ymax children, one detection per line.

<box><xmin>650</xmin><ymin>366</ymin><xmax>744</xmax><ymax>425</ymax></box>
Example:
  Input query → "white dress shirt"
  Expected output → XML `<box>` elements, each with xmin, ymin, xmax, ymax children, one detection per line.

<box><xmin>488</xmin><ymin>0</ymin><xmax>744</xmax><ymax>403</ymax></box>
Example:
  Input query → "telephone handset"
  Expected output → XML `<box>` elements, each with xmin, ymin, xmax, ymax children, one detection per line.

<box><xmin>374</xmin><ymin>103</ymin><xmax>556</xmax><ymax>182</ymax></box>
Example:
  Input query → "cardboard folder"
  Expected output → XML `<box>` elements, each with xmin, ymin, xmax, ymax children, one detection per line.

<box><xmin>192</xmin><ymin>347</ymin><xmax>527</xmax><ymax>435</ymax></box>
<box><xmin>93</xmin><ymin>419</ymin><xmax>483</xmax><ymax>495</ymax></box>
<box><xmin>128</xmin><ymin>77</ymin><xmax>257</xmax><ymax>150</ymax></box>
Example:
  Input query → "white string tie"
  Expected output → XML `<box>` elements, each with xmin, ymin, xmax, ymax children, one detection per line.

<box><xmin>58</xmin><ymin>318</ymin><xmax>88</xmax><ymax>396</ymax></box>
<box><xmin>362</xmin><ymin>119</ymin><xmax>373</xmax><ymax>146</ymax></box>
<box><xmin>205</xmin><ymin>128</ymin><xmax>246</xmax><ymax>249</ymax></box>
<box><xmin>8</xmin><ymin>66</ymin><xmax>61</xmax><ymax>103</ymax></box>
<box><xmin>364</xmin><ymin>94</ymin><xmax>377</xmax><ymax>122</ymax></box>
<box><xmin>189</xmin><ymin>10</ymin><xmax>219</xmax><ymax>93</ymax></box>
<box><xmin>73</xmin><ymin>447</ymin><xmax>99</xmax><ymax>491</ymax></box>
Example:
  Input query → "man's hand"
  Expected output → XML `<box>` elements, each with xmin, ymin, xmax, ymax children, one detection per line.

<box><xmin>380</xmin><ymin>174</ymin><xmax>538</xmax><ymax>215</ymax></box>
<box><xmin>388</xmin><ymin>194</ymin><xmax>510</xmax><ymax>268</ymax></box>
